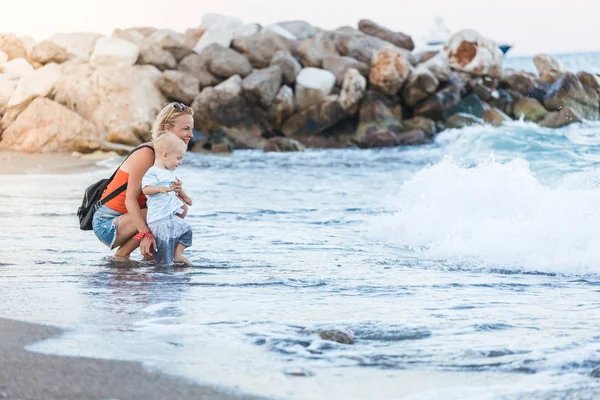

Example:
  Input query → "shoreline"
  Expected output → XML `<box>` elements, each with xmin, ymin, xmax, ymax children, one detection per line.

<box><xmin>0</xmin><ymin>151</ymin><xmax>112</xmax><ymax>175</ymax></box>
<box><xmin>0</xmin><ymin>317</ymin><xmax>259</xmax><ymax>400</ymax></box>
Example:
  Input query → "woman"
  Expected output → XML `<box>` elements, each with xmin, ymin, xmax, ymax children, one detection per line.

<box><xmin>92</xmin><ymin>102</ymin><xmax>194</xmax><ymax>260</ymax></box>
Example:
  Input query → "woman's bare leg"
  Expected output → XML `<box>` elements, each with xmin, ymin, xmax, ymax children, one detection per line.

<box><xmin>112</xmin><ymin>209</ymin><xmax>148</xmax><ymax>259</ymax></box>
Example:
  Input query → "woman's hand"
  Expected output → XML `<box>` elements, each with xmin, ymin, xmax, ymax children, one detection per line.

<box><xmin>140</xmin><ymin>236</ymin><xmax>157</xmax><ymax>258</ymax></box>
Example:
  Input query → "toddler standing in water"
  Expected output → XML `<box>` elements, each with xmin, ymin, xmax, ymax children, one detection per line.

<box><xmin>142</xmin><ymin>133</ymin><xmax>193</xmax><ymax>265</ymax></box>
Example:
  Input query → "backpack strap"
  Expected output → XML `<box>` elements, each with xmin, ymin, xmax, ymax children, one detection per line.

<box><xmin>100</xmin><ymin>145</ymin><xmax>155</xmax><ymax>206</ymax></box>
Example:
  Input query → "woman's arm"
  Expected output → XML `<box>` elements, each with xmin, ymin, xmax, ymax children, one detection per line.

<box><xmin>124</xmin><ymin>148</ymin><xmax>156</xmax><ymax>256</ymax></box>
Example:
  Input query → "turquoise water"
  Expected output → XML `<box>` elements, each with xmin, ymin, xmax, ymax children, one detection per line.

<box><xmin>1</xmin><ymin>55</ymin><xmax>600</xmax><ymax>399</ymax></box>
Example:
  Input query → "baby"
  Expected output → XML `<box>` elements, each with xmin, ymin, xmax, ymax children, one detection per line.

<box><xmin>142</xmin><ymin>133</ymin><xmax>193</xmax><ymax>265</ymax></box>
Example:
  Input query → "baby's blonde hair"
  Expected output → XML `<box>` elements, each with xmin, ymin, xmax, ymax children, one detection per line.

<box><xmin>152</xmin><ymin>102</ymin><xmax>194</xmax><ymax>139</ymax></box>
<box><xmin>153</xmin><ymin>132</ymin><xmax>187</xmax><ymax>155</ymax></box>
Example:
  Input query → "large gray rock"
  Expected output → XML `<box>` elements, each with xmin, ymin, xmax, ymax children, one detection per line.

<box><xmin>355</xmin><ymin>90</ymin><xmax>404</xmax><ymax>148</ymax></box>
<box><xmin>281</xmin><ymin>95</ymin><xmax>346</xmax><ymax>136</ymax></box>
<box><xmin>201</xmin><ymin>44</ymin><xmax>253</xmax><ymax>78</ymax></box>
<box><xmin>369</xmin><ymin>47</ymin><xmax>412</xmax><ymax>95</ymax></box>
<box><xmin>137</xmin><ymin>44</ymin><xmax>177</xmax><ymax>71</ymax></box>
<box><xmin>295</xmin><ymin>32</ymin><xmax>338</xmax><ymax>68</ymax></box>
<box><xmin>242</xmin><ymin>66</ymin><xmax>282</xmax><ymax>108</ymax></box>
<box><xmin>30</xmin><ymin>40</ymin><xmax>69</xmax><ymax>64</ymax></box>
<box><xmin>0</xmin><ymin>34</ymin><xmax>27</xmax><ymax>60</ymax></box>
<box><xmin>263</xmin><ymin>137</ymin><xmax>305</xmax><ymax>152</ymax></box>
<box><xmin>513</xmin><ymin>97</ymin><xmax>548</xmax><ymax>122</ymax></box>
<box><xmin>444</xmin><ymin>29</ymin><xmax>503</xmax><ymax>78</ymax></box>
<box><xmin>543</xmin><ymin>72</ymin><xmax>599</xmax><ymax>120</ymax></box>
<box><xmin>482</xmin><ymin>107</ymin><xmax>512</xmax><ymax>126</ymax></box>
<box><xmin>268</xmin><ymin>85</ymin><xmax>295</xmax><ymax>128</ymax></box>
<box><xmin>538</xmin><ymin>107</ymin><xmax>583</xmax><ymax>128</ymax></box>
<box><xmin>191</xmin><ymin>75</ymin><xmax>272</xmax><ymax>140</ymax></box>
<box><xmin>577</xmin><ymin>71</ymin><xmax>600</xmax><ymax>93</ymax></box>
<box><xmin>336</xmin><ymin>32</ymin><xmax>398</xmax><ymax>65</ymax></box>
<box><xmin>358</xmin><ymin>19</ymin><xmax>414</xmax><ymax>51</ymax></box>
<box><xmin>178</xmin><ymin>53</ymin><xmax>221</xmax><ymax>88</ymax></box>
<box><xmin>269</xmin><ymin>50</ymin><xmax>301</xmax><ymax>85</ymax></box>
<box><xmin>445</xmin><ymin>113</ymin><xmax>484</xmax><ymax>129</ymax></box>
<box><xmin>0</xmin><ymin>97</ymin><xmax>101</xmax><ymax>153</ymax></box>
<box><xmin>413</xmin><ymin>85</ymin><xmax>462</xmax><ymax>121</ymax></box>
<box><xmin>90</xmin><ymin>37</ymin><xmax>139</xmax><ymax>68</ymax></box>
<box><xmin>158</xmin><ymin>70</ymin><xmax>200</xmax><ymax>104</ymax></box>
<box><xmin>401</xmin><ymin>64</ymin><xmax>439</xmax><ymax>106</ymax></box>
<box><xmin>322</xmin><ymin>55</ymin><xmax>369</xmax><ymax>86</ymax></box>
<box><xmin>276</xmin><ymin>21</ymin><xmax>317</xmax><ymax>40</ymax></box>
<box><xmin>339</xmin><ymin>68</ymin><xmax>366</xmax><ymax>114</ymax></box>
<box><xmin>232</xmin><ymin>31</ymin><xmax>292</xmax><ymax>68</ymax></box>
<box><xmin>194</xmin><ymin>26</ymin><xmax>233</xmax><ymax>53</ymax></box>
<box><xmin>295</xmin><ymin>67</ymin><xmax>336</xmax><ymax>110</ymax></box>
<box><xmin>402</xmin><ymin>117</ymin><xmax>437</xmax><ymax>137</ymax></box>
<box><xmin>533</xmin><ymin>54</ymin><xmax>565</xmax><ymax>83</ymax></box>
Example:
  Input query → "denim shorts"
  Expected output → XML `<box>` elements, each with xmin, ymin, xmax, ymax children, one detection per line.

<box><xmin>92</xmin><ymin>205</ymin><xmax>123</xmax><ymax>249</ymax></box>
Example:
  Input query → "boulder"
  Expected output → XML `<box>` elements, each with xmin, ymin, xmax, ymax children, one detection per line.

<box><xmin>401</xmin><ymin>64</ymin><xmax>439</xmax><ymax>106</ymax></box>
<box><xmin>137</xmin><ymin>44</ymin><xmax>177</xmax><ymax>70</ymax></box>
<box><xmin>533</xmin><ymin>54</ymin><xmax>565</xmax><ymax>83</ymax></box>
<box><xmin>369</xmin><ymin>47</ymin><xmax>412</xmax><ymax>96</ymax></box>
<box><xmin>200</xmin><ymin>13</ymin><xmax>244</xmax><ymax>31</ymax></box>
<box><xmin>442</xmin><ymin>93</ymin><xmax>486</xmax><ymax>119</ymax></box>
<box><xmin>262</xmin><ymin>24</ymin><xmax>296</xmax><ymax>40</ymax></box>
<box><xmin>148</xmin><ymin>29</ymin><xmax>184</xmax><ymax>48</ymax></box>
<box><xmin>445</xmin><ymin>113</ymin><xmax>484</xmax><ymax>129</ymax></box>
<box><xmin>499</xmin><ymin>70</ymin><xmax>550</xmax><ymax>102</ymax></box>
<box><xmin>421</xmin><ymin>53</ymin><xmax>451</xmax><ymax>82</ymax></box>
<box><xmin>232</xmin><ymin>31</ymin><xmax>292</xmax><ymax>68</ymax></box>
<box><xmin>339</xmin><ymin>68</ymin><xmax>367</xmax><ymax>114</ymax></box>
<box><xmin>488</xmin><ymin>89</ymin><xmax>517</xmax><ymax>117</ymax></box>
<box><xmin>194</xmin><ymin>26</ymin><xmax>233</xmax><ymax>53</ymax></box>
<box><xmin>281</xmin><ymin>95</ymin><xmax>346</xmax><ymax>136</ymax></box>
<box><xmin>444</xmin><ymin>29</ymin><xmax>503</xmax><ymax>78</ymax></box>
<box><xmin>263</xmin><ymin>137</ymin><xmax>305</xmax><ymax>152</ymax></box>
<box><xmin>415</xmin><ymin>50</ymin><xmax>439</xmax><ymax>64</ymax></box>
<box><xmin>402</xmin><ymin>117</ymin><xmax>436</xmax><ymax>137</ymax></box>
<box><xmin>90</xmin><ymin>37</ymin><xmax>139</xmax><ymax>68</ymax></box>
<box><xmin>358</xmin><ymin>19</ymin><xmax>414</xmax><ymax>51</ymax></box>
<box><xmin>2</xmin><ymin>63</ymin><xmax>60</xmax><ymax>129</ymax></box>
<box><xmin>158</xmin><ymin>70</ymin><xmax>200</xmax><ymax>104</ymax></box>
<box><xmin>0</xmin><ymin>75</ymin><xmax>17</xmax><ymax>115</ymax></box>
<box><xmin>233</xmin><ymin>23</ymin><xmax>261</xmax><ymax>39</ymax></box>
<box><xmin>538</xmin><ymin>107</ymin><xmax>583</xmax><ymax>128</ymax></box>
<box><xmin>513</xmin><ymin>97</ymin><xmax>548</xmax><ymax>122</ymax></box>
<box><xmin>543</xmin><ymin>72</ymin><xmax>599</xmax><ymax>120</ymax></box>
<box><xmin>0</xmin><ymin>98</ymin><xmax>100</xmax><ymax>153</ymax></box>
<box><xmin>191</xmin><ymin>75</ymin><xmax>272</xmax><ymax>140</ymax></box>
<box><xmin>336</xmin><ymin>32</ymin><xmax>400</xmax><ymax>65</ymax></box>
<box><xmin>49</xmin><ymin>32</ymin><xmax>103</xmax><ymax>60</ymax></box>
<box><xmin>322</xmin><ymin>55</ymin><xmax>369</xmax><ymax>86</ymax></box>
<box><xmin>54</xmin><ymin>63</ymin><xmax>167</xmax><ymax>145</ymax></box>
<box><xmin>268</xmin><ymin>85</ymin><xmax>295</xmax><ymax>127</ymax></box>
<box><xmin>242</xmin><ymin>66</ymin><xmax>282</xmax><ymax>108</ymax></box>
<box><xmin>356</xmin><ymin>90</ymin><xmax>403</xmax><ymax>137</ymax></box>
<box><xmin>2</xmin><ymin>58</ymin><xmax>34</xmax><ymax>81</ymax></box>
<box><xmin>191</xmin><ymin>128</ymin><xmax>234</xmax><ymax>154</ymax></box>
<box><xmin>204</xmin><ymin>44</ymin><xmax>252</xmax><ymax>78</ymax></box>
<box><xmin>183</xmin><ymin>28</ymin><xmax>205</xmax><ymax>49</ymax></box>
<box><xmin>30</xmin><ymin>40</ymin><xmax>69</xmax><ymax>64</ymax></box>
<box><xmin>276</xmin><ymin>21</ymin><xmax>316</xmax><ymax>40</ymax></box>
<box><xmin>20</xmin><ymin>36</ymin><xmax>36</xmax><ymax>58</ymax></box>
<box><xmin>413</xmin><ymin>85</ymin><xmax>461</xmax><ymax>121</ymax></box>
<box><xmin>482</xmin><ymin>107</ymin><xmax>511</xmax><ymax>126</ymax></box>
<box><xmin>0</xmin><ymin>34</ymin><xmax>27</xmax><ymax>60</ymax></box>
<box><xmin>178</xmin><ymin>53</ymin><xmax>221</xmax><ymax>88</ymax></box>
<box><xmin>295</xmin><ymin>67</ymin><xmax>336</xmax><ymax>110</ymax></box>
<box><xmin>269</xmin><ymin>50</ymin><xmax>301</xmax><ymax>85</ymax></box>
<box><xmin>295</xmin><ymin>32</ymin><xmax>338</xmax><ymax>68</ymax></box>
<box><xmin>577</xmin><ymin>71</ymin><xmax>600</xmax><ymax>93</ymax></box>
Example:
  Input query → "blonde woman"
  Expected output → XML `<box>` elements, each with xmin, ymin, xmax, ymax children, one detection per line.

<box><xmin>92</xmin><ymin>102</ymin><xmax>194</xmax><ymax>261</ymax></box>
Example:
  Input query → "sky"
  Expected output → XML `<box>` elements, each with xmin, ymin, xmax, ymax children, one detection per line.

<box><xmin>1</xmin><ymin>0</ymin><xmax>599</xmax><ymax>56</ymax></box>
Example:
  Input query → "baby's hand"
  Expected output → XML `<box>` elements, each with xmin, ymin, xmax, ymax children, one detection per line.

<box><xmin>159</xmin><ymin>186</ymin><xmax>175</xmax><ymax>195</ymax></box>
<box><xmin>171</xmin><ymin>178</ymin><xmax>183</xmax><ymax>194</ymax></box>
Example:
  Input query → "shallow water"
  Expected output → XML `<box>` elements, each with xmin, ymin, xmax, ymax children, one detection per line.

<box><xmin>2</xmin><ymin>51</ymin><xmax>600</xmax><ymax>399</ymax></box>
<box><xmin>2</xmin><ymin>118</ymin><xmax>600</xmax><ymax>399</ymax></box>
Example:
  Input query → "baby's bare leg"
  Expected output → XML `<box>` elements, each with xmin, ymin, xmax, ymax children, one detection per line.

<box><xmin>174</xmin><ymin>243</ymin><xmax>191</xmax><ymax>265</ymax></box>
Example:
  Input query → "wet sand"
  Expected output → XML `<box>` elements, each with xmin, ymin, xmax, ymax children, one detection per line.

<box><xmin>0</xmin><ymin>151</ymin><xmax>113</xmax><ymax>175</ymax></box>
<box><xmin>0</xmin><ymin>318</ymin><xmax>259</xmax><ymax>400</ymax></box>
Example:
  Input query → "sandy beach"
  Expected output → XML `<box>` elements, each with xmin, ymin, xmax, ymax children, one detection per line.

<box><xmin>0</xmin><ymin>318</ymin><xmax>259</xmax><ymax>400</ymax></box>
<box><xmin>0</xmin><ymin>151</ymin><xmax>110</xmax><ymax>175</ymax></box>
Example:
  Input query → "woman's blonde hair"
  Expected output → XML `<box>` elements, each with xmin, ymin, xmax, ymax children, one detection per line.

<box><xmin>152</xmin><ymin>102</ymin><xmax>194</xmax><ymax>139</ymax></box>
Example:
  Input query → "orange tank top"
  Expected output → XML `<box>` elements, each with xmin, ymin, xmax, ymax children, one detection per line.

<box><xmin>101</xmin><ymin>169</ymin><xmax>148</xmax><ymax>214</ymax></box>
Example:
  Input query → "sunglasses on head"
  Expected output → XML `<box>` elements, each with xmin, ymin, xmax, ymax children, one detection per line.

<box><xmin>173</xmin><ymin>103</ymin><xmax>185</xmax><ymax>111</ymax></box>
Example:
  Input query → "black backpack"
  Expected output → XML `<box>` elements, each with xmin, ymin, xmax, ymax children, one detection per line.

<box><xmin>77</xmin><ymin>145</ymin><xmax>154</xmax><ymax>230</ymax></box>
